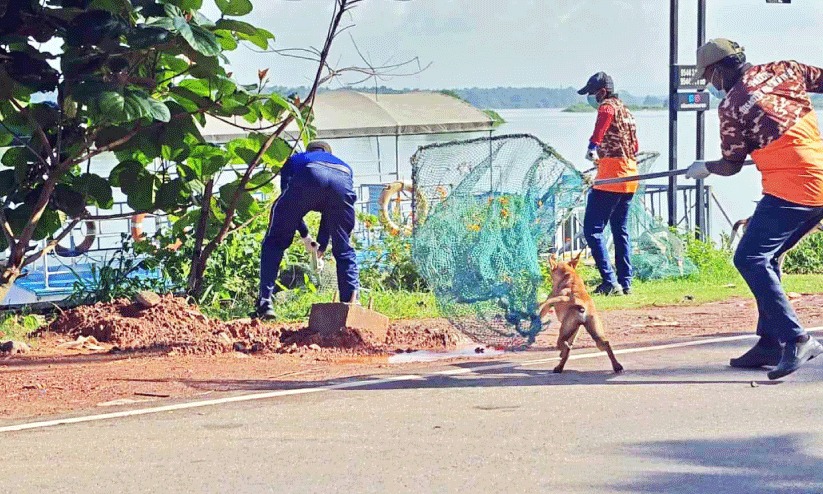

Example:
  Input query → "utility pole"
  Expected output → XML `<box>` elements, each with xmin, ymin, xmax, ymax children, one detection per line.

<box><xmin>695</xmin><ymin>0</ymin><xmax>706</xmax><ymax>238</ymax></box>
<box><xmin>668</xmin><ymin>0</ymin><xmax>679</xmax><ymax>228</ymax></box>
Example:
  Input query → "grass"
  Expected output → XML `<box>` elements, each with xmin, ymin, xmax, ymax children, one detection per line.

<box><xmin>203</xmin><ymin>290</ymin><xmax>440</xmax><ymax>323</ymax></box>
<box><xmin>0</xmin><ymin>311</ymin><xmax>45</xmax><ymax>343</ymax></box>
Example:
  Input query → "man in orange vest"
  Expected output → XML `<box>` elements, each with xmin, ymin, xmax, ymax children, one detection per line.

<box><xmin>686</xmin><ymin>39</ymin><xmax>823</xmax><ymax>379</ymax></box>
<box><xmin>578</xmin><ymin>72</ymin><xmax>640</xmax><ymax>296</ymax></box>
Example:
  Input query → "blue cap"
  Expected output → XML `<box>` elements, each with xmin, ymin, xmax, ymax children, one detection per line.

<box><xmin>578</xmin><ymin>72</ymin><xmax>614</xmax><ymax>95</ymax></box>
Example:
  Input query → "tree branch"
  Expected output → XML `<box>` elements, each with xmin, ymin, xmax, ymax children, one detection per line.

<box><xmin>21</xmin><ymin>216</ymin><xmax>83</xmax><ymax>268</ymax></box>
<box><xmin>198</xmin><ymin>0</ymin><xmax>353</xmax><ymax>265</ymax></box>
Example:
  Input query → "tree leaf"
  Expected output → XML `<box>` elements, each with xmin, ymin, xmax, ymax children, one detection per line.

<box><xmin>76</xmin><ymin>173</ymin><xmax>114</xmax><ymax>209</ymax></box>
<box><xmin>237</xmin><ymin>27</ymin><xmax>273</xmax><ymax>50</ymax></box>
<box><xmin>163</xmin><ymin>0</ymin><xmax>203</xmax><ymax>9</ymax></box>
<box><xmin>109</xmin><ymin>160</ymin><xmax>145</xmax><ymax>190</ymax></box>
<box><xmin>0</xmin><ymin>169</ymin><xmax>16</xmax><ymax>197</ymax></box>
<box><xmin>33</xmin><ymin>208</ymin><xmax>61</xmax><ymax>241</ymax></box>
<box><xmin>174</xmin><ymin>16</ymin><xmax>221</xmax><ymax>57</ymax></box>
<box><xmin>214</xmin><ymin>18</ymin><xmax>257</xmax><ymax>36</ymax></box>
<box><xmin>215</xmin><ymin>0</ymin><xmax>252</xmax><ymax>16</ymax></box>
<box><xmin>53</xmin><ymin>184</ymin><xmax>87</xmax><ymax>217</ymax></box>
<box><xmin>126</xmin><ymin>173</ymin><xmax>158</xmax><ymax>211</ymax></box>
<box><xmin>146</xmin><ymin>99</ymin><xmax>171</xmax><ymax>122</ymax></box>
<box><xmin>156</xmin><ymin>178</ymin><xmax>187</xmax><ymax>211</ymax></box>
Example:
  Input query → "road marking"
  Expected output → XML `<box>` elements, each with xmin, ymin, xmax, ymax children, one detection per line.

<box><xmin>2</xmin><ymin>327</ymin><xmax>821</xmax><ymax>433</ymax></box>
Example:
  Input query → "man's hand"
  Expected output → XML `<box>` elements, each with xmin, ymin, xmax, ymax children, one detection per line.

<box><xmin>685</xmin><ymin>161</ymin><xmax>711</xmax><ymax>180</ymax></box>
<box><xmin>585</xmin><ymin>147</ymin><xmax>599</xmax><ymax>162</ymax></box>
<box><xmin>301</xmin><ymin>235</ymin><xmax>318</xmax><ymax>253</ymax></box>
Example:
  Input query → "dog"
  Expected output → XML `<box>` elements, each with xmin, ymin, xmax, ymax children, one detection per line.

<box><xmin>538</xmin><ymin>253</ymin><xmax>624</xmax><ymax>374</ymax></box>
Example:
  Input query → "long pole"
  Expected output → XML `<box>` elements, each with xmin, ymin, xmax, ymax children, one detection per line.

<box><xmin>668</xmin><ymin>0</ymin><xmax>679</xmax><ymax>227</ymax></box>
<box><xmin>695</xmin><ymin>0</ymin><xmax>707</xmax><ymax>238</ymax></box>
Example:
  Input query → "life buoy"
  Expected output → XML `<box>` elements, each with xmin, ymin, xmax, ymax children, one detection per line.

<box><xmin>131</xmin><ymin>213</ymin><xmax>183</xmax><ymax>251</ymax></box>
<box><xmin>377</xmin><ymin>180</ymin><xmax>428</xmax><ymax>236</ymax></box>
<box><xmin>55</xmin><ymin>220</ymin><xmax>97</xmax><ymax>257</ymax></box>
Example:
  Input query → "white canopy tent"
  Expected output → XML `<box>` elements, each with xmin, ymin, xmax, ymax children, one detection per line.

<box><xmin>200</xmin><ymin>90</ymin><xmax>495</xmax><ymax>141</ymax></box>
<box><xmin>199</xmin><ymin>90</ymin><xmax>495</xmax><ymax>181</ymax></box>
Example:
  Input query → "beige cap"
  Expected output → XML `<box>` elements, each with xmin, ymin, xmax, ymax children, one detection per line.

<box><xmin>692</xmin><ymin>38</ymin><xmax>744</xmax><ymax>82</ymax></box>
<box><xmin>306</xmin><ymin>140</ymin><xmax>332</xmax><ymax>153</ymax></box>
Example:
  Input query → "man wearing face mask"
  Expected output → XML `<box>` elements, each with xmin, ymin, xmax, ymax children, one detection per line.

<box><xmin>686</xmin><ymin>38</ymin><xmax>823</xmax><ymax>380</ymax></box>
<box><xmin>578</xmin><ymin>72</ymin><xmax>640</xmax><ymax>296</ymax></box>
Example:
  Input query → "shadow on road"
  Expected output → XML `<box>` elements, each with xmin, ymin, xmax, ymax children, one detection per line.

<box><xmin>613</xmin><ymin>434</ymin><xmax>823</xmax><ymax>493</ymax></box>
<box><xmin>116</xmin><ymin>360</ymin><xmax>785</xmax><ymax>392</ymax></box>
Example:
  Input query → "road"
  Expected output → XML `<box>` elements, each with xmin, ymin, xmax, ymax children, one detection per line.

<box><xmin>2</xmin><ymin>336</ymin><xmax>823</xmax><ymax>493</ymax></box>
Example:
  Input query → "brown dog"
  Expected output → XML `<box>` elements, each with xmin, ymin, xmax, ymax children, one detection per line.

<box><xmin>538</xmin><ymin>253</ymin><xmax>623</xmax><ymax>374</ymax></box>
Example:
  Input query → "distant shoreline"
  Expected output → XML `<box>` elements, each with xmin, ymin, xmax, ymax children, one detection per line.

<box><xmin>561</xmin><ymin>103</ymin><xmax>667</xmax><ymax>113</ymax></box>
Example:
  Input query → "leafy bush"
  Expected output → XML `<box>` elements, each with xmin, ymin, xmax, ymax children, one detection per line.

<box><xmin>784</xmin><ymin>231</ymin><xmax>823</xmax><ymax>274</ymax></box>
<box><xmin>681</xmin><ymin>233</ymin><xmax>737</xmax><ymax>281</ymax></box>
<box><xmin>68</xmin><ymin>237</ymin><xmax>167</xmax><ymax>305</ymax></box>
<box><xmin>357</xmin><ymin>212</ymin><xmax>428</xmax><ymax>292</ymax></box>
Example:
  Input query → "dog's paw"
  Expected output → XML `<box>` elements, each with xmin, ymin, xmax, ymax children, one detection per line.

<box><xmin>553</xmin><ymin>365</ymin><xmax>564</xmax><ymax>374</ymax></box>
<box><xmin>612</xmin><ymin>363</ymin><xmax>624</xmax><ymax>373</ymax></box>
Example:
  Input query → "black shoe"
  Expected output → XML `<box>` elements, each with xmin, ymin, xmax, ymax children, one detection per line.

<box><xmin>593</xmin><ymin>283</ymin><xmax>622</xmax><ymax>296</ymax></box>
<box><xmin>251</xmin><ymin>301</ymin><xmax>277</xmax><ymax>320</ymax></box>
<box><xmin>730</xmin><ymin>337</ymin><xmax>782</xmax><ymax>368</ymax></box>
<box><xmin>767</xmin><ymin>335</ymin><xmax>823</xmax><ymax>380</ymax></box>
<box><xmin>622</xmin><ymin>286</ymin><xmax>632</xmax><ymax>295</ymax></box>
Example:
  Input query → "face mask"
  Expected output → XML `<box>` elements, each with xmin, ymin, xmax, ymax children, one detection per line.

<box><xmin>708</xmin><ymin>67</ymin><xmax>726</xmax><ymax>100</ymax></box>
<box><xmin>587</xmin><ymin>94</ymin><xmax>600</xmax><ymax>109</ymax></box>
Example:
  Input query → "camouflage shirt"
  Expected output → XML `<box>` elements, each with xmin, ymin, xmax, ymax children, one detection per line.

<box><xmin>597</xmin><ymin>97</ymin><xmax>639</xmax><ymax>160</ymax></box>
<box><xmin>719</xmin><ymin>61</ymin><xmax>823</xmax><ymax>161</ymax></box>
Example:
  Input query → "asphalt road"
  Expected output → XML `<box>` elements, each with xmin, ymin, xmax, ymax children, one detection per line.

<box><xmin>2</xmin><ymin>337</ymin><xmax>823</xmax><ymax>494</ymax></box>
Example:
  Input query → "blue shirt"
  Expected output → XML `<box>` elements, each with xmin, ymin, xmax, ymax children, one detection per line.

<box><xmin>281</xmin><ymin>150</ymin><xmax>352</xmax><ymax>187</ymax></box>
<box><xmin>279</xmin><ymin>150</ymin><xmax>352</xmax><ymax>245</ymax></box>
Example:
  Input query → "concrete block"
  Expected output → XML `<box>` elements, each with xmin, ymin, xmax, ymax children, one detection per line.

<box><xmin>309</xmin><ymin>303</ymin><xmax>390</xmax><ymax>347</ymax></box>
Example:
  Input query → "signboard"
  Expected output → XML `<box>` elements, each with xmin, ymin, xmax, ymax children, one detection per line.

<box><xmin>675</xmin><ymin>92</ymin><xmax>710</xmax><ymax>112</ymax></box>
<box><xmin>676</xmin><ymin>65</ymin><xmax>706</xmax><ymax>89</ymax></box>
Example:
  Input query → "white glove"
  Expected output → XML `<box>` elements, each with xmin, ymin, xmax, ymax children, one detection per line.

<box><xmin>685</xmin><ymin>161</ymin><xmax>711</xmax><ymax>180</ymax></box>
<box><xmin>585</xmin><ymin>148</ymin><xmax>599</xmax><ymax>162</ymax></box>
<box><xmin>301</xmin><ymin>235</ymin><xmax>318</xmax><ymax>252</ymax></box>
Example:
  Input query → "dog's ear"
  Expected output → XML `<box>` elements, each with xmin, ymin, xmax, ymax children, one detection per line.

<box><xmin>569</xmin><ymin>250</ymin><xmax>583</xmax><ymax>269</ymax></box>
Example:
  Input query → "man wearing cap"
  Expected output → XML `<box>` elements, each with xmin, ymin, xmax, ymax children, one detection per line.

<box><xmin>686</xmin><ymin>38</ymin><xmax>823</xmax><ymax>379</ymax></box>
<box><xmin>578</xmin><ymin>72</ymin><xmax>640</xmax><ymax>296</ymax></box>
<box><xmin>256</xmin><ymin>140</ymin><xmax>359</xmax><ymax>319</ymax></box>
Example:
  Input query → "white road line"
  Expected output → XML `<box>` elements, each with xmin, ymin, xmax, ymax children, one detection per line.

<box><xmin>2</xmin><ymin>327</ymin><xmax>821</xmax><ymax>434</ymax></box>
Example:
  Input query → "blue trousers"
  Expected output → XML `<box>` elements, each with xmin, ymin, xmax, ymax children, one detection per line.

<box><xmin>583</xmin><ymin>189</ymin><xmax>634</xmax><ymax>288</ymax></box>
<box><xmin>259</xmin><ymin>164</ymin><xmax>359</xmax><ymax>304</ymax></box>
<box><xmin>733</xmin><ymin>194</ymin><xmax>823</xmax><ymax>344</ymax></box>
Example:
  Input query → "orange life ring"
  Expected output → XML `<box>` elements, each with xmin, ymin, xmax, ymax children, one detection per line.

<box><xmin>55</xmin><ymin>220</ymin><xmax>97</xmax><ymax>257</ymax></box>
<box><xmin>377</xmin><ymin>180</ymin><xmax>428</xmax><ymax>236</ymax></box>
<box><xmin>131</xmin><ymin>213</ymin><xmax>183</xmax><ymax>251</ymax></box>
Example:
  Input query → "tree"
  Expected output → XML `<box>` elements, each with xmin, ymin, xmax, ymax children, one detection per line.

<box><xmin>0</xmin><ymin>0</ymin><xmax>362</xmax><ymax>302</ymax></box>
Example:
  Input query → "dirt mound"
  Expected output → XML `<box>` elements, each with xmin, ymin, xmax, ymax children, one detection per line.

<box><xmin>46</xmin><ymin>295</ymin><xmax>285</xmax><ymax>355</ymax></box>
<box><xmin>279</xmin><ymin>318</ymin><xmax>466</xmax><ymax>352</ymax></box>
<box><xmin>45</xmin><ymin>297</ymin><xmax>467</xmax><ymax>356</ymax></box>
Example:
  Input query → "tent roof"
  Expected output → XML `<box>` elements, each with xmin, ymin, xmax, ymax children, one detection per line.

<box><xmin>199</xmin><ymin>90</ymin><xmax>494</xmax><ymax>142</ymax></box>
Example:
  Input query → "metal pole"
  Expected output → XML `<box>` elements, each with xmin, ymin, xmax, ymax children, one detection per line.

<box><xmin>695</xmin><ymin>0</ymin><xmax>707</xmax><ymax>238</ymax></box>
<box><xmin>668</xmin><ymin>0</ymin><xmax>679</xmax><ymax>227</ymax></box>
<box><xmin>394</xmin><ymin>134</ymin><xmax>400</xmax><ymax>180</ymax></box>
<box><xmin>375</xmin><ymin>136</ymin><xmax>383</xmax><ymax>183</ymax></box>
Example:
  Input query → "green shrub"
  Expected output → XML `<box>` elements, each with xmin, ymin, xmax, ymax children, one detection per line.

<box><xmin>784</xmin><ymin>231</ymin><xmax>823</xmax><ymax>274</ymax></box>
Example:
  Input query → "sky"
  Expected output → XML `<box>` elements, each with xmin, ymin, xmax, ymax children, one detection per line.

<box><xmin>204</xmin><ymin>0</ymin><xmax>823</xmax><ymax>95</ymax></box>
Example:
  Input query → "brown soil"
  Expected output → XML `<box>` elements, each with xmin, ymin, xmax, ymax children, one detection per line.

<box><xmin>44</xmin><ymin>296</ymin><xmax>466</xmax><ymax>356</ymax></box>
<box><xmin>4</xmin><ymin>294</ymin><xmax>823</xmax><ymax>421</ymax></box>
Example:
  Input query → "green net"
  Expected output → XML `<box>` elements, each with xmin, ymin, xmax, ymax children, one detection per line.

<box><xmin>410</xmin><ymin>134</ymin><xmax>694</xmax><ymax>348</ymax></box>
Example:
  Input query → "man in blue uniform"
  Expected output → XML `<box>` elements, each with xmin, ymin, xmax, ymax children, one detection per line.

<box><xmin>256</xmin><ymin>141</ymin><xmax>359</xmax><ymax>319</ymax></box>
